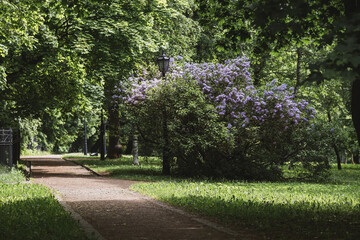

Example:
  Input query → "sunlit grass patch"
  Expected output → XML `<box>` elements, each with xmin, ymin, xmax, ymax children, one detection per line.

<box><xmin>328</xmin><ymin>164</ymin><xmax>360</xmax><ymax>184</ymax></box>
<box><xmin>21</xmin><ymin>149</ymin><xmax>52</xmax><ymax>156</ymax></box>
<box><xmin>67</xmin><ymin>155</ymin><xmax>169</xmax><ymax>181</ymax></box>
<box><xmin>130</xmin><ymin>165</ymin><xmax>360</xmax><ymax>239</ymax></box>
<box><xmin>0</xmin><ymin>165</ymin><xmax>25</xmax><ymax>184</ymax></box>
<box><xmin>69</xmin><ymin>154</ymin><xmax>360</xmax><ymax>239</ymax></box>
<box><xmin>0</xmin><ymin>166</ymin><xmax>88</xmax><ymax>240</ymax></box>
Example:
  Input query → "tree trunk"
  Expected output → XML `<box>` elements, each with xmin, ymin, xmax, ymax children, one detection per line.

<box><xmin>162</xmin><ymin>109</ymin><xmax>170</xmax><ymax>175</ymax></box>
<box><xmin>327</xmin><ymin>110</ymin><xmax>342</xmax><ymax>170</ymax></box>
<box><xmin>83</xmin><ymin>118</ymin><xmax>88</xmax><ymax>155</ymax></box>
<box><xmin>354</xmin><ymin>150</ymin><xmax>360</xmax><ymax>164</ymax></box>
<box><xmin>132</xmin><ymin>134</ymin><xmax>139</xmax><ymax>165</ymax></box>
<box><xmin>333</xmin><ymin>145</ymin><xmax>342</xmax><ymax>170</ymax></box>
<box><xmin>107</xmin><ymin>103</ymin><xmax>121</xmax><ymax>159</ymax></box>
<box><xmin>345</xmin><ymin>0</ymin><xmax>360</xmax><ymax>148</ymax></box>
<box><xmin>294</xmin><ymin>47</ymin><xmax>302</xmax><ymax>97</ymax></box>
<box><xmin>351</xmin><ymin>153</ymin><xmax>355</xmax><ymax>164</ymax></box>
<box><xmin>345</xmin><ymin>151</ymin><xmax>348</xmax><ymax>164</ymax></box>
<box><xmin>100</xmin><ymin>111</ymin><xmax>106</xmax><ymax>160</ymax></box>
<box><xmin>12</xmin><ymin>129</ymin><xmax>21</xmax><ymax>165</ymax></box>
<box><xmin>124</xmin><ymin>136</ymin><xmax>133</xmax><ymax>155</ymax></box>
<box><xmin>253</xmin><ymin>50</ymin><xmax>270</xmax><ymax>86</ymax></box>
<box><xmin>351</xmin><ymin>79</ymin><xmax>360</xmax><ymax>148</ymax></box>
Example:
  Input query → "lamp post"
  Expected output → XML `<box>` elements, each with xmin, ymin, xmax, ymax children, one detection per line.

<box><xmin>158</xmin><ymin>50</ymin><xmax>170</xmax><ymax>77</ymax></box>
<box><xmin>157</xmin><ymin>50</ymin><xmax>171</xmax><ymax>175</ymax></box>
<box><xmin>84</xmin><ymin>117</ymin><xmax>88</xmax><ymax>155</ymax></box>
<box><xmin>100</xmin><ymin>110</ymin><xmax>107</xmax><ymax>160</ymax></box>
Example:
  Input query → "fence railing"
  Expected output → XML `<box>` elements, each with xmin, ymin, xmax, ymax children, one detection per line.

<box><xmin>0</xmin><ymin>128</ymin><xmax>13</xmax><ymax>167</ymax></box>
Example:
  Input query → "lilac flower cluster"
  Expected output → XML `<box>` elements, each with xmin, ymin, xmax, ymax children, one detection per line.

<box><xmin>113</xmin><ymin>74</ymin><xmax>163</xmax><ymax>105</ymax></box>
<box><xmin>126</xmin><ymin>78</ymin><xmax>162</xmax><ymax>105</ymax></box>
<box><xmin>169</xmin><ymin>57</ymin><xmax>253</xmax><ymax>121</ymax></box>
<box><xmin>167</xmin><ymin>57</ymin><xmax>316</xmax><ymax>130</ymax></box>
<box><xmin>119</xmin><ymin>56</ymin><xmax>316</xmax><ymax>131</ymax></box>
<box><xmin>247</xmin><ymin>79</ymin><xmax>316</xmax><ymax>129</ymax></box>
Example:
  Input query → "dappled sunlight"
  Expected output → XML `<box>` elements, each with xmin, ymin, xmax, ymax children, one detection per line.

<box><xmin>131</xmin><ymin>176</ymin><xmax>360</xmax><ymax>239</ymax></box>
<box><xmin>69</xmin><ymin>155</ymin><xmax>167</xmax><ymax>181</ymax></box>
<box><xmin>27</xmin><ymin>158</ymin><xmax>93</xmax><ymax>178</ymax></box>
<box><xmin>29</xmin><ymin>156</ymin><xmax>243</xmax><ymax>240</ymax></box>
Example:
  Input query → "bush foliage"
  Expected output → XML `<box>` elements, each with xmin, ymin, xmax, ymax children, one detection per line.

<box><xmin>115</xmin><ymin>57</ymin><xmax>330</xmax><ymax>180</ymax></box>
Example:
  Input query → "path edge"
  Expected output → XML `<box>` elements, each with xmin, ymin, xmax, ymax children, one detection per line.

<box><xmin>62</xmin><ymin>156</ymin><xmax>248</xmax><ymax>239</ymax></box>
<box><xmin>64</xmin><ymin>158</ymin><xmax>102</xmax><ymax>177</ymax></box>
<box><xmin>53</xmin><ymin>192</ymin><xmax>106</xmax><ymax>240</ymax></box>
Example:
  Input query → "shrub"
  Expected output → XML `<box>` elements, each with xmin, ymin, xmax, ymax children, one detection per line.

<box><xmin>116</xmin><ymin>57</ymin><xmax>328</xmax><ymax>180</ymax></box>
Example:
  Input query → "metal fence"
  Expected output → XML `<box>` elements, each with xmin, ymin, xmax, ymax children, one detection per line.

<box><xmin>0</xmin><ymin>128</ymin><xmax>13</xmax><ymax>167</ymax></box>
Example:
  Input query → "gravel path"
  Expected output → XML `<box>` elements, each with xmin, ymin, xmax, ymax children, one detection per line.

<box><xmin>23</xmin><ymin>156</ymin><xmax>255</xmax><ymax>240</ymax></box>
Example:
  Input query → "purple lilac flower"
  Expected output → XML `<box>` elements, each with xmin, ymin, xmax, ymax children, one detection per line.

<box><xmin>124</xmin><ymin>56</ymin><xmax>316</xmax><ymax>132</ymax></box>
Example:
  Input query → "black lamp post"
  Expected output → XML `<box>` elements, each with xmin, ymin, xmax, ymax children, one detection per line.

<box><xmin>100</xmin><ymin>110</ymin><xmax>107</xmax><ymax>160</ymax></box>
<box><xmin>157</xmin><ymin>50</ymin><xmax>170</xmax><ymax>77</ymax></box>
<box><xmin>84</xmin><ymin>117</ymin><xmax>88</xmax><ymax>155</ymax></box>
<box><xmin>157</xmin><ymin>50</ymin><xmax>171</xmax><ymax>175</ymax></box>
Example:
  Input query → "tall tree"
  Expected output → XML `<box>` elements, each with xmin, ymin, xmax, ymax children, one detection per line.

<box><xmin>0</xmin><ymin>0</ymin><xmax>88</xmax><ymax>124</ymax></box>
<box><xmin>247</xmin><ymin>0</ymin><xmax>360</xmax><ymax>146</ymax></box>
<box><xmin>195</xmin><ymin>0</ymin><xmax>360</xmax><ymax>147</ymax></box>
<box><xmin>339</xmin><ymin>0</ymin><xmax>360</xmax><ymax>147</ymax></box>
<box><xmin>78</xmin><ymin>0</ymin><xmax>200</xmax><ymax>158</ymax></box>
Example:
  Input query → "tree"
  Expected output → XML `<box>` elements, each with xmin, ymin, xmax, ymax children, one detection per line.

<box><xmin>77</xmin><ymin>0</ymin><xmax>200</xmax><ymax>158</ymax></box>
<box><xmin>194</xmin><ymin>0</ymin><xmax>360</xmax><ymax>148</ymax></box>
<box><xmin>0</xmin><ymin>0</ymin><xmax>88</xmax><ymax>122</ymax></box>
<box><xmin>0</xmin><ymin>0</ymin><xmax>103</xmax><ymax>153</ymax></box>
<box><xmin>1</xmin><ymin>0</ymin><xmax>200</xmax><ymax>154</ymax></box>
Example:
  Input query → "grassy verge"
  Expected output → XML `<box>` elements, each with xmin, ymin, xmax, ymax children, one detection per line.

<box><xmin>65</xmin><ymin>154</ymin><xmax>172</xmax><ymax>181</ymax></box>
<box><xmin>131</xmin><ymin>164</ymin><xmax>360</xmax><ymax>239</ymax></box>
<box><xmin>70</xmin><ymin>155</ymin><xmax>360</xmax><ymax>239</ymax></box>
<box><xmin>21</xmin><ymin>149</ymin><xmax>52</xmax><ymax>156</ymax></box>
<box><xmin>0</xmin><ymin>165</ymin><xmax>88</xmax><ymax>240</ymax></box>
<box><xmin>132</xmin><ymin>177</ymin><xmax>360</xmax><ymax>239</ymax></box>
<box><xmin>0</xmin><ymin>165</ymin><xmax>25</xmax><ymax>184</ymax></box>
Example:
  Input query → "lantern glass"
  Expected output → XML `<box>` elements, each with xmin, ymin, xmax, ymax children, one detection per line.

<box><xmin>157</xmin><ymin>51</ymin><xmax>170</xmax><ymax>76</ymax></box>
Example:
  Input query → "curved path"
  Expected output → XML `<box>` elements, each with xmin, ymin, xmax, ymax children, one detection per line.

<box><xmin>22</xmin><ymin>156</ymin><xmax>254</xmax><ymax>240</ymax></box>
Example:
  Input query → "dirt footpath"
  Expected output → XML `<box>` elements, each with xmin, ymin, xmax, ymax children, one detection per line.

<box><xmin>23</xmin><ymin>156</ymin><xmax>254</xmax><ymax>240</ymax></box>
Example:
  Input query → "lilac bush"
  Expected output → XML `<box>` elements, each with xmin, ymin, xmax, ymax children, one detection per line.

<box><xmin>115</xmin><ymin>56</ymin><xmax>322</xmax><ymax>180</ymax></box>
<box><xmin>167</xmin><ymin>57</ymin><xmax>316</xmax><ymax>133</ymax></box>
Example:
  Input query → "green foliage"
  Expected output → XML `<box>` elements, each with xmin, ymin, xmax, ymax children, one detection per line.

<box><xmin>0</xmin><ymin>0</ymin><xmax>201</xmax><ymax>154</ymax></box>
<box><xmin>131</xmin><ymin>164</ymin><xmax>360</xmax><ymax>239</ymax></box>
<box><xmin>193</xmin><ymin>0</ymin><xmax>360</xmax><ymax>148</ymax></box>
<box><xmin>306</xmin><ymin>79</ymin><xmax>359</xmax><ymax>161</ymax></box>
<box><xmin>1</xmin><ymin>0</ymin><xmax>358</xmax><ymax>172</ymax></box>
<box><xmin>123</xmin><ymin>58</ymin><xmax>332</xmax><ymax>180</ymax></box>
<box><xmin>125</xmin><ymin>72</ymin><xmax>228</xmax><ymax>176</ymax></box>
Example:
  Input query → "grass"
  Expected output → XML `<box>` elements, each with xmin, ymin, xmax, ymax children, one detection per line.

<box><xmin>70</xmin><ymin>155</ymin><xmax>360</xmax><ymax>239</ymax></box>
<box><xmin>0</xmin><ymin>165</ymin><xmax>25</xmax><ymax>184</ymax></box>
<box><xmin>21</xmin><ymin>149</ymin><xmax>52</xmax><ymax>156</ymax></box>
<box><xmin>65</xmin><ymin>154</ymin><xmax>172</xmax><ymax>181</ymax></box>
<box><xmin>0</xmin><ymin>165</ymin><xmax>88</xmax><ymax>240</ymax></box>
<box><xmin>132</xmin><ymin>179</ymin><xmax>360</xmax><ymax>239</ymax></box>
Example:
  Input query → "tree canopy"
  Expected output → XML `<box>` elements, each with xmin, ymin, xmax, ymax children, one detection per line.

<box><xmin>1</xmin><ymin>0</ymin><xmax>359</xmax><ymax>175</ymax></box>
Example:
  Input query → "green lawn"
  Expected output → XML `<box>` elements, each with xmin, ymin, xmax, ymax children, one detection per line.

<box><xmin>68</xmin><ymin>155</ymin><xmax>360</xmax><ymax>239</ymax></box>
<box><xmin>65</xmin><ymin>154</ymin><xmax>172</xmax><ymax>181</ymax></box>
<box><xmin>0</xmin><ymin>165</ymin><xmax>88</xmax><ymax>240</ymax></box>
